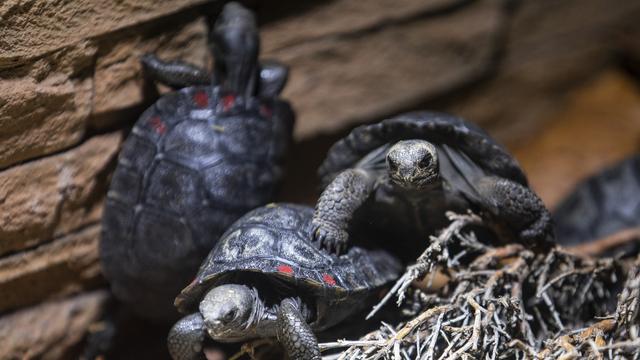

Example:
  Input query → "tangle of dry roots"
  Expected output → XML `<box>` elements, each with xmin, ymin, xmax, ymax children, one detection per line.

<box><xmin>319</xmin><ymin>212</ymin><xmax>640</xmax><ymax>360</ymax></box>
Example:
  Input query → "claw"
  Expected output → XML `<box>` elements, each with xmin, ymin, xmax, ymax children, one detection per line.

<box><xmin>310</xmin><ymin>220</ymin><xmax>349</xmax><ymax>255</ymax></box>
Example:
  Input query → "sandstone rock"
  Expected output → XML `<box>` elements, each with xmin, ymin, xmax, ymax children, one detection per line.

<box><xmin>0</xmin><ymin>132</ymin><xmax>121</xmax><ymax>256</ymax></box>
<box><xmin>258</xmin><ymin>0</ymin><xmax>462</xmax><ymax>53</ymax></box>
<box><xmin>3</xmin><ymin>0</ymin><xmax>639</xmax><ymax>168</ymax></box>
<box><xmin>0</xmin><ymin>42</ymin><xmax>96</xmax><ymax>169</ymax></box>
<box><xmin>0</xmin><ymin>291</ymin><xmax>107</xmax><ymax>360</ymax></box>
<box><xmin>255</xmin><ymin>0</ymin><xmax>640</xmax><ymax>140</ymax></box>
<box><xmin>448</xmin><ymin>0</ymin><xmax>640</xmax><ymax>142</ymax></box>
<box><xmin>0</xmin><ymin>224</ymin><xmax>103</xmax><ymax>313</ymax></box>
<box><xmin>0</xmin><ymin>0</ymin><xmax>210</xmax><ymax>69</ymax></box>
<box><xmin>0</xmin><ymin>13</ymin><xmax>208</xmax><ymax>168</ymax></box>
<box><xmin>512</xmin><ymin>70</ymin><xmax>640</xmax><ymax>208</ymax></box>
<box><xmin>91</xmin><ymin>16</ymin><xmax>209</xmax><ymax>120</ymax></box>
<box><xmin>263</xmin><ymin>0</ymin><xmax>503</xmax><ymax>138</ymax></box>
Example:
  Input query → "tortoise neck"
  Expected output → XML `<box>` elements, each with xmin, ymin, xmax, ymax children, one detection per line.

<box><xmin>385</xmin><ymin>175</ymin><xmax>443</xmax><ymax>197</ymax></box>
<box><xmin>244</xmin><ymin>287</ymin><xmax>265</xmax><ymax>331</ymax></box>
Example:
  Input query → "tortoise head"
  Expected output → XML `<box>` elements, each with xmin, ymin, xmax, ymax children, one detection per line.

<box><xmin>200</xmin><ymin>284</ymin><xmax>258</xmax><ymax>341</ymax></box>
<box><xmin>386</xmin><ymin>140</ymin><xmax>440</xmax><ymax>191</ymax></box>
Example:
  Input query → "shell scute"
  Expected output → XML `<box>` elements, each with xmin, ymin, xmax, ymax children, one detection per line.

<box><xmin>118</xmin><ymin>134</ymin><xmax>156</xmax><ymax>173</ymax></box>
<box><xmin>214</xmin><ymin>113</ymin><xmax>273</xmax><ymax>159</ymax></box>
<box><xmin>108</xmin><ymin>166</ymin><xmax>142</xmax><ymax>206</ymax></box>
<box><xmin>202</xmin><ymin>162</ymin><xmax>273</xmax><ymax>209</ymax></box>
<box><xmin>163</xmin><ymin>120</ymin><xmax>220</xmax><ymax>163</ymax></box>
<box><xmin>146</xmin><ymin>161</ymin><xmax>203</xmax><ymax>214</ymax></box>
<box><xmin>133</xmin><ymin>209</ymin><xmax>193</xmax><ymax>271</ymax></box>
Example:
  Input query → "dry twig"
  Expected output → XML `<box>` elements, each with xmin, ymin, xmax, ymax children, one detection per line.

<box><xmin>318</xmin><ymin>212</ymin><xmax>639</xmax><ymax>360</ymax></box>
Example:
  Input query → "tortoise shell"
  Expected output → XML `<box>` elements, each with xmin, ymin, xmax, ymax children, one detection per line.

<box><xmin>101</xmin><ymin>85</ymin><xmax>293</xmax><ymax>321</ymax></box>
<box><xmin>318</xmin><ymin>111</ymin><xmax>527</xmax><ymax>187</ymax></box>
<box><xmin>175</xmin><ymin>203</ymin><xmax>401</xmax><ymax>328</ymax></box>
<box><xmin>554</xmin><ymin>155</ymin><xmax>640</xmax><ymax>246</ymax></box>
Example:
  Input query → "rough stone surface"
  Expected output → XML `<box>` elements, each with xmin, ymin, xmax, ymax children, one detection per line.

<box><xmin>0</xmin><ymin>291</ymin><xmax>107</xmax><ymax>360</ymax></box>
<box><xmin>91</xmin><ymin>16</ymin><xmax>209</xmax><ymax>123</ymax></box>
<box><xmin>264</xmin><ymin>0</ymin><xmax>504</xmax><ymax>138</ymax></box>
<box><xmin>257</xmin><ymin>0</ymin><xmax>640</xmax><ymax>139</ymax></box>
<box><xmin>0</xmin><ymin>15</ymin><xmax>208</xmax><ymax>169</ymax></box>
<box><xmin>4</xmin><ymin>0</ymin><xmax>639</xmax><ymax>166</ymax></box>
<box><xmin>0</xmin><ymin>133</ymin><xmax>121</xmax><ymax>256</ymax></box>
<box><xmin>258</xmin><ymin>0</ymin><xmax>463</xmax><ymax>53</ymax></box>
<box><xmin>0</xmin><ymin>42</ymin><xmax>96</xmax><ymax>169</ymax></box>
<box><xmin>0</xmin><ymin>0</ymin><xmax>209</xmax><ymax>69</ymax></box>
<box><xmin>0</xmin><ymin>224</ymin><xmax>102</xmax><ymax>313</ymax></box>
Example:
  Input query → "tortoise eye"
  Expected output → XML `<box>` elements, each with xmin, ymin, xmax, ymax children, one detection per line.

<box><xmin>419</xmin><ymin>157</ymin><xmax>432</xmax><ymax>168</ymax></box>
<box><xmin>387</xmin><ymin>159</ymin><xmax>398</xmax><ymax>171</ymax></box>
<box><xmin>225</xmin><ymin>309</ymin><xmax>237</xmax><ymax>321</ymax></box>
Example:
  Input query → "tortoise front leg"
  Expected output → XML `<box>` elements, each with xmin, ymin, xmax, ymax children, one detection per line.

<box><xmin>475</xmin><ymin>176</ymin><xmax>554</xmax><ymax>247</ymax></box>
<box><xmin>312</xmin><ymin>168</ymin><xmax>376</xmax><ymax>254</ymax></box>
<box><xmin>276</xmin><ymin>298</ymin><xmax>321</xmax><ymax>360</ymax></box>
<box><xmin>167</xmin><ymin>313</ymin><xmax>207</xmax><ymax>360</ymax></box>
<box><xmin>141</xmin><ymin>54</ymin><xmax>210</xmax><ymax>89</ymax></box>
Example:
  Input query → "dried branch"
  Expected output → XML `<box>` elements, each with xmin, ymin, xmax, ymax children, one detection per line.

<box><xmin>567</xmin><ymin>227</ymin><xmax>640</xmax><ymax>257</ymax></box>
<box><xmin>366</xmin><ymin>211</ymin><xmax>483</xmax><ymax>319</ymax></box>
<box><xmin>319</xmin><ymin>212</ymin><xmax>638</xmax><ymax>360</ymax></box>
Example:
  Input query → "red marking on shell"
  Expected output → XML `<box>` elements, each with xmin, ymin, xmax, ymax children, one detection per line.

<box><xmin>277</xmin><ymin>264</ymin><xmax>294</xmax><ymax>275</ymax></box>
<box><xmin>322</xmin><ymin>273</ymin><xmax>336</xmax><ymax>286</ymax></box>
<box><xmin>193</xmin><ymin>91</ymin><xmax>209</xmax><ymax>107</ymax></box>
<box><xmin>222</xmin><ymin>94</ymin><xmax>235</xmax><ymax>111</ymax></box>
<box><xmin>148</xmin><ymin>116</ymin><xmax>166</xmax><ymax>135</ymax></box>
<box><xmin>259</xmin><ymin>104</ymin><xmax>272</xmax><ymax>118</ymax></box>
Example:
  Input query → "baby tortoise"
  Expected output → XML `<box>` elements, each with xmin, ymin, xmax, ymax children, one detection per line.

<box><xmin>313</xmin><ymin>112</ymin><xmax>553</xmax><ymax>259</ymax></box>
<box><xmin>101</xmin><ymin>2</ymin><xmax>294</xmax><ymax>321</ymax></box>
<box><xmin>554</xmin><ymin>155</ymin><xmax>640</xmax><ymax>246</ymax></box>
<box><xmin>168</xmin><ymin>204</ymin><xmax>401</xmax><ymax>360</ymax></box>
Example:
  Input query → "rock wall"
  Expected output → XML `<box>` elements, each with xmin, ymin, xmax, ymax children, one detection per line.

<box><xmin>1</xmin><ymin>0</ymin><xmax>639</xmax><ymax>358</ymax></box>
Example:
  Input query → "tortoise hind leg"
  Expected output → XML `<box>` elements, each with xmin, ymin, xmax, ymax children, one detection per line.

<box><xmin>276</xmin><ymin>298</ymin><xmax>321</xmax><ymax>360</ymax></box>
<box><xmin>258</xmin><ymin>61</ymin><xmax>289</xmax><ymax>98</ymax></box>
<box><xmin>141</xmin><ymin>54</ymin><xmax>210</xmax><ymax>89</ymax></box>
<box><xmin>476</xmin><ymin>176</ymin><xmax>554</xmax><ymax>247</ymax></box>
<box><xmin>167</xmin><ymin>313</ymin><xmax>207</xmax><ymax>360</ymax></box>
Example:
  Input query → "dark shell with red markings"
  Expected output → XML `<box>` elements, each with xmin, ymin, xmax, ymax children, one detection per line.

<box><xmin>101</xmin><ymin>86</ymin><xmax>293</xmax><ymax>321</ymax></box>
<box><xmin>175</xmin><ymin>203</ymin><xmax>402</xmax><ymax>329</ymax></box>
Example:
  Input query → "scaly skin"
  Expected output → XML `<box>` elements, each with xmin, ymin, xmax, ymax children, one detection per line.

<box><xmin>141</xmin><ymin>54</ymin><xmax>290</xmax><ymax>98</ymax></box>
<box><xmin>257</xmin><ymin>61</ymin><xmax>289</xmax><ymax>98</ymax></box>
<box><xmin>167</xmin><ymin>313</ymin><xmax>207</xmax><ymax>360</ymax></box>
<box><xmin>141</xmin><ymin>54</ymin><xmax>211</xmax><ymax>89</ymax></box>
<box><xmin>276</xmin><ymin>298</ymin><xmax>321</xmax><ymax>360</ymax></box>
<box><xmin>312</xmin><ymin>168</ymin><xmax>375</xmax><ymax>254</ymax></box>
<box><xmin>476</xmin><ymin>176</ymin><xmax>554</xmax><ymax>246</ymax></box>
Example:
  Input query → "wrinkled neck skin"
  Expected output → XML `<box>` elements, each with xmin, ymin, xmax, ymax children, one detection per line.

<box><xmin>382</xmin><ymin>174</ymin><xmax>444</xmax><ymax>202</ymax></box>
<box><xmin>204</xmin><ymin>287</ymin><xmax>278</xmax><ymax>343</ymax></box>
